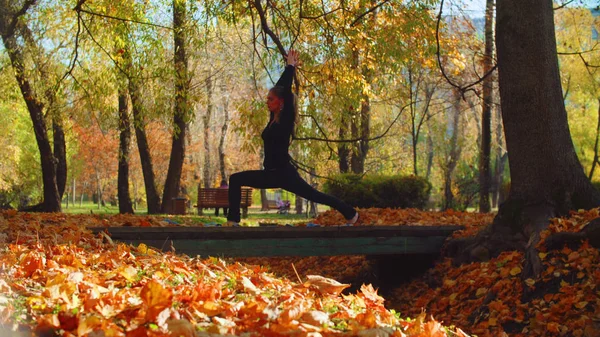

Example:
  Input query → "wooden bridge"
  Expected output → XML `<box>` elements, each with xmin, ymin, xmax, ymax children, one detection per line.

<box><xmin>89</xmin><ymin>225</ymin><xmax>463</xmax><ymax>258</ymax></box>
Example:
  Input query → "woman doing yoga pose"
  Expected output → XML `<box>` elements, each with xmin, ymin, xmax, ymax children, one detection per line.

<box><xmin>226</xmin><ymin>50</ymin><xmax>359</xmax><ymax>226</ymax></box>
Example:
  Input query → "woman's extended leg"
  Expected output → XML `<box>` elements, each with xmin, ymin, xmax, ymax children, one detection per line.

<box><xmin>281</xmin><ymin>168</ymin><xmax>356</xmax><ymax>220</ymax></box>
<box><xmin>227</xmin><ymin>170</ymin><xmax>280</xmax><ymax>223</ymax></box>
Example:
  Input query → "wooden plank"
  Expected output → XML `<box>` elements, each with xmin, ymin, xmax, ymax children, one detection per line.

<box><xmin>89</xmin><ymin>225</ymin><xmax>463</xmax><ymax>240</ymax></box>
<box><xmin>110</xmin><ymin>236</ymin><xmax>449</xmax><ymax>257</ymax></box>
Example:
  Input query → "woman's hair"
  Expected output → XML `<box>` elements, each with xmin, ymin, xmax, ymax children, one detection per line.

<box><xmin>270</xmin><ymin>85</ymin><xmax>299</xmax><ymax>139</ymax></box>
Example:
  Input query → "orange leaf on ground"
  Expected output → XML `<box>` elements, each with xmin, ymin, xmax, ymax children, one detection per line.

<box><xmin>140</xmin><ymin>280</ymin><xmax>172</xmax><ymax>321</ymax></box>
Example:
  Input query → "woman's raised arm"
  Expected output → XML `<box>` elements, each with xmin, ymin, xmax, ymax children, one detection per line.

<box><xmin>275</xmin><ymin>50</ymin><xmax>299</xmax><ymax>90</ymax></box>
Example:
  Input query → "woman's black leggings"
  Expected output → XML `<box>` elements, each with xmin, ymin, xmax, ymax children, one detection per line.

<box><xmin>227</xmin><ymin>164</ymin><xmax>356</xmax><ymax>223</ymax></box>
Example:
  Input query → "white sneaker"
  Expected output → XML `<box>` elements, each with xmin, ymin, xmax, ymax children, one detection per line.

<box><xmin>343</xmin><ymin>212</ymin><xmax>359</xmax><ymax>226</ymax></box>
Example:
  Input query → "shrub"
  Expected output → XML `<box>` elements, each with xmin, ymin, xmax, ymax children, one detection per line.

<box><xmin>323</xmin><ymin>174</ymin><xmax>431</xmax><ymax>209</ymax></box>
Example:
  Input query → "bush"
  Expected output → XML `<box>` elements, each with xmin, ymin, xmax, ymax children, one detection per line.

<box><xmin>323</xmin><ymin>174</ymin><xmax>431</xmax><ymax>209</ymax></box>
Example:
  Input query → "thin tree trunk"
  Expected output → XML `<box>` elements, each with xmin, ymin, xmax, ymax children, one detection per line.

<box><xmin>426</xmin><ymin>129</ymin><xmax>434</xmax><ymax>181</ymax></box>
<box><xmin>491</xmin><ymin>102</ymin><xmax>505</xmax><ymax>208</ymax></box>
<box><xmin>588</xmin><ymin>98</ymin><xmax>600</xmax><ymax>180</ymax></box>
<box><xmin>443</xmin><ymin>89</ymin><xmax>463</xmax><ymax>210</ymax></box>
<box><xmin>351</xmin><ymin>91</ymin><xmax>371</xmax><ymax>174</ymax></box>
<box><xmin>72</xmin><ymin>177</ymin><xmax>76</xmax><ymax>205</ymax></box>
<box><xmin>52</xmin><ymin>111</ymin><xmax>67</xmax><ymax>199</ymax></box>
<box><xmin>203</xmin><ymin>75</ymin><xmax>213</xmax><ymax>188</ymax></box>
<box><xmin>478</xmin><ymin>0</ymin><xmax>494</xmax><ymax>213</ymax></box>
<box><xmin>218</xmin><ymin>84</ymin><xmax>229</xmax><ymax>182</ymax></box>
<box><xmin>130</xmin><ymin>79</ymin><xmax>161</xmax><ymax>214</ymax></box>
<box><xmin>162</xmin><ymin>0</ymin><xmax>191</xmax><ymax>214</ymax></box>
<box><xmin>117</xmin><ymin>81</ymin><xmax>134</xmax><ymax>214</ymax></box>
<box><xmin>338</xmin><ymin>110</ymin><xmax>350</xmax><ymax>173</ymax></box>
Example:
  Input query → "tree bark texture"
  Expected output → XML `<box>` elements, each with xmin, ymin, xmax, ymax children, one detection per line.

<box><xmin>52</xmin><ymin>112</ymin><xmax>67</xmax><ymax>199</ymax></box>
<box><xmin>161</xmin><ymin>0</ymin><xmax>191</xmax><ymax>213</ymax></box>
<box><xmin>218</xmin><ymin>84</ymin><xmax>229</xmax><ymax>183</ymax></box>
<box><xmin>338</xmin><ymin>110</ymin><xmax>350</xmax><ymax>173</ymax></box>
<box><xmin>117</xmin><ymin>83</ymin><xmax>134</xmax><ymax>214</ymax></box>
<box><xmin>442</xmin><ymin>89</ymin><xmax>463</xmax><ymax>210</ymax></box>
<box><xmin>478</xmin><ymin>0</ymin><xmax>494</xmax><ymax>213</ymax></box>
<box><xmin>203</xmin><ymin>75</ymin><xmax>213</xmax><ymax>188</ymax></box>
<box><xmin>130</xmin><ymin>77</ymin><xmax>161</xmax><ymax>214</ymax></box>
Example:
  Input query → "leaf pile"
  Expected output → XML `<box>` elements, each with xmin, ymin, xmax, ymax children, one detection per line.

<box><xmin>0</xmin><ymin>211</ymin><xmax>467</xmax><ymax>336</ymax></box>
<box><xmin>311</xmin><ymin>208</ymin><xmax>492</xmax><ymax>232</ymax></box>
<box><xmin>232</xmin><ymin>256</ymin><xmax>374</xmax><ymax>289</ymax></box>
<box><xmin>389</xmin><ymin>208</ymin><xmax>600</xmax><ymax>337</ymax></box>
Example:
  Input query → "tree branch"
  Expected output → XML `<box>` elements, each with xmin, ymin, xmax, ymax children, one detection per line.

<box><xmin>253</xmin><ymin>0</ymin><xmax>287</xmax><ymax>57</ymax></box>
<box><xmin>3</xmin><ymin>0</ymin><xmax>37</xmax><ymax>38</ymax></box>
<box><xmin>350</xmin><ymin>0</ymin><xmax>392</xmax><ymax>27</ymax></box>
<box><xmin>435</xmin><ymin>0</ymin><xmax>497</xmax><ymax>99</ymax></box>
<box><xmin>78</xmin><ymin>6</ymin><xmax>172</xmax><ymax>30</ymax></box>
<box><xmin>294</xmin><ymin>101</ymin><xmax>410</xmax><ymax>143</ymax></box>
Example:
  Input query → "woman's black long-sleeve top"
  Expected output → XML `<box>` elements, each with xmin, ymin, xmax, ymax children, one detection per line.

<box><xmin>261</xmin><ymin>65</ymin><xmax>295</xmax><ymax>170</ymax></box>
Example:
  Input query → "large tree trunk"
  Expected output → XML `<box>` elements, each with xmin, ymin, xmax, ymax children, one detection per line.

<box><xmin>478</xmin><ymin>0</ymin><xmax>494</xmax><ymax>213</ymax></box>
<box><xmin>117</xmin><ymin>82</ymin><xmax>134</xmax><ymax>214</ymax></box>
<box><xmin>218</xmin><ymin>84</ymin><xmax>229</xmax><ymax>182</ymax></box>
<box><xmin>450</xmin><ymin>0</ymin><xmax>600</xmax><ymax>280</ymax></box>
<box><xmin>203</xmin><ymin>75</ymin><xmax>213</xmax><ymax>188</ymax></box>
<box><xmin>1</xmin><ymin>31</ymin><xmax>60</xmax><ymax>212</ymax></box>
<box><xmin>161</xmin><ymin>0</ymin><xmax>191</xmax><ymax>214</ymax></box>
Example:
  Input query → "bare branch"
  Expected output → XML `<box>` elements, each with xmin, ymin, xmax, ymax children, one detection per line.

<box><xmin>79</xmin><ymin>6</ymin><xmax>172</xmax><ymax>30</ymax></box>
<box><xmin>554</xmin><ymin>0</ymin><xmax>576</xmax><ymax>10</ymax></box>
<box><xmin>294</xmin><ymin>101</ymin><xmax>410</xmax><ymax>143</ymax></box>
<box><xmin>435</xmin><ymin>0</ymin><xmax>497</xmax><ymax>99</ymax></box>
<box><xmin>253</xmin><ymin>0</ymin><xmax>287</xmax><ymax>57</ymax></box>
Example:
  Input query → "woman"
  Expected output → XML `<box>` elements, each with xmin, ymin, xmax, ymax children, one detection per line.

<box><xmin>226</xmin><ymin>50</ymin><xmax>359</xmax><ymax>226</ymax></box>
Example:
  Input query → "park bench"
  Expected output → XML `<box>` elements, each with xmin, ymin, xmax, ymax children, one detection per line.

<box><xmin>197</xmin><ymin>187</ymin><xmax>252</xmax><ymax>218</ymax></box>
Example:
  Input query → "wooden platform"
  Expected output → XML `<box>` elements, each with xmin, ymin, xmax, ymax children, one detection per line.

<box><xmin>88</xmin><ymin>225</ymin><xmax>463</xmax><ymax>258</ymax></box>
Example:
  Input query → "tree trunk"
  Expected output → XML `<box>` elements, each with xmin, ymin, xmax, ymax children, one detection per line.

<box><xmin>161</xmin><ymin>0</ymin><xmax>191</xmax><ymax>214</ymax></box>
<box><xmin>130</xmin><ymin>78</ymin><xmax>161</xmax><ymax>214</ymax></box>
<box><xmin>218</xmin><ymin>84</ymin><xmax>229</xmax><ymax>182</ymax></box>
<box><xmin>588</xmin><ymin>98</ymin><xmax>600</xmax><ymax>180</ymax></box>
<box><xmin>72</xmin><ymin>177</ymin><xmax>76</xmax><ymax>205</ymax></box>
<box><xmin>52</xmin><ymin>111</ymin><xmax>67</xmax><ymax>199</ymax></box>
<box><xmin>442</xmin><ymin>89</ymin><xmax>463</xmax><ymax>210</ymax></box>
<box><xmin>1</xmin><ymin>33</ymin><xmax>60</xmax><ymax>212</ymax></box>
<box><xmin>478</xmin><ymin>0</ymin><xmax>494</xmax><ymax>213</ymax></box>
<box><xmin>338</xmin><ymin>110</ymin><xmax>350</xmax><ymax>173</ymax></box>
<box><xmin>408</xmin><ymin>67</ymin><xmax>419</xmax><ymax>176</ymax></box>
<box><xmin>425</xmin><ymin>130</ymin><xmax>434</xmax><ymax>181</ymax></box>
<box><xmin>350</xmin><ymin>92</ymin><xmax>371</xmax><ymax>174</ymax></box>
<box><xmin>203</xmin><ymin>75</ymin><xmax>213</xmax><ymax>188</ymax></box>
<box><xmin>117</xmin><ymin>82</ymin><xmax>134</xmax><ymax>214</ymax></box>
<box><xmin>450</xmin><ymin>0</ymin><xmax>600</xmax><ymax>280</ymax></box>
<box><xmin>491</xmin><ymin>103</ymin><xmax>506</xmax><ymax>208</ymax></box>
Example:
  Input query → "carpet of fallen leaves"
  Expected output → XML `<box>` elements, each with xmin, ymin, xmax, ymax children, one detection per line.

<box><xmin>0</xmin><ymin>210</ymin><xmax>467</xmax><ymax>337</ymax></box>
<box><xmin>389</xmin><ymin>208</ymin><xmax>600</xmax><ymax>337</ymax></box>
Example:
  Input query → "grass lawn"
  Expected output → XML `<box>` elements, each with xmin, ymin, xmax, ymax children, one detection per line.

<box><xmin>62</xmin><ymin>200</ymin><xmax>317</xmax><ymax>226</ymax></box>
